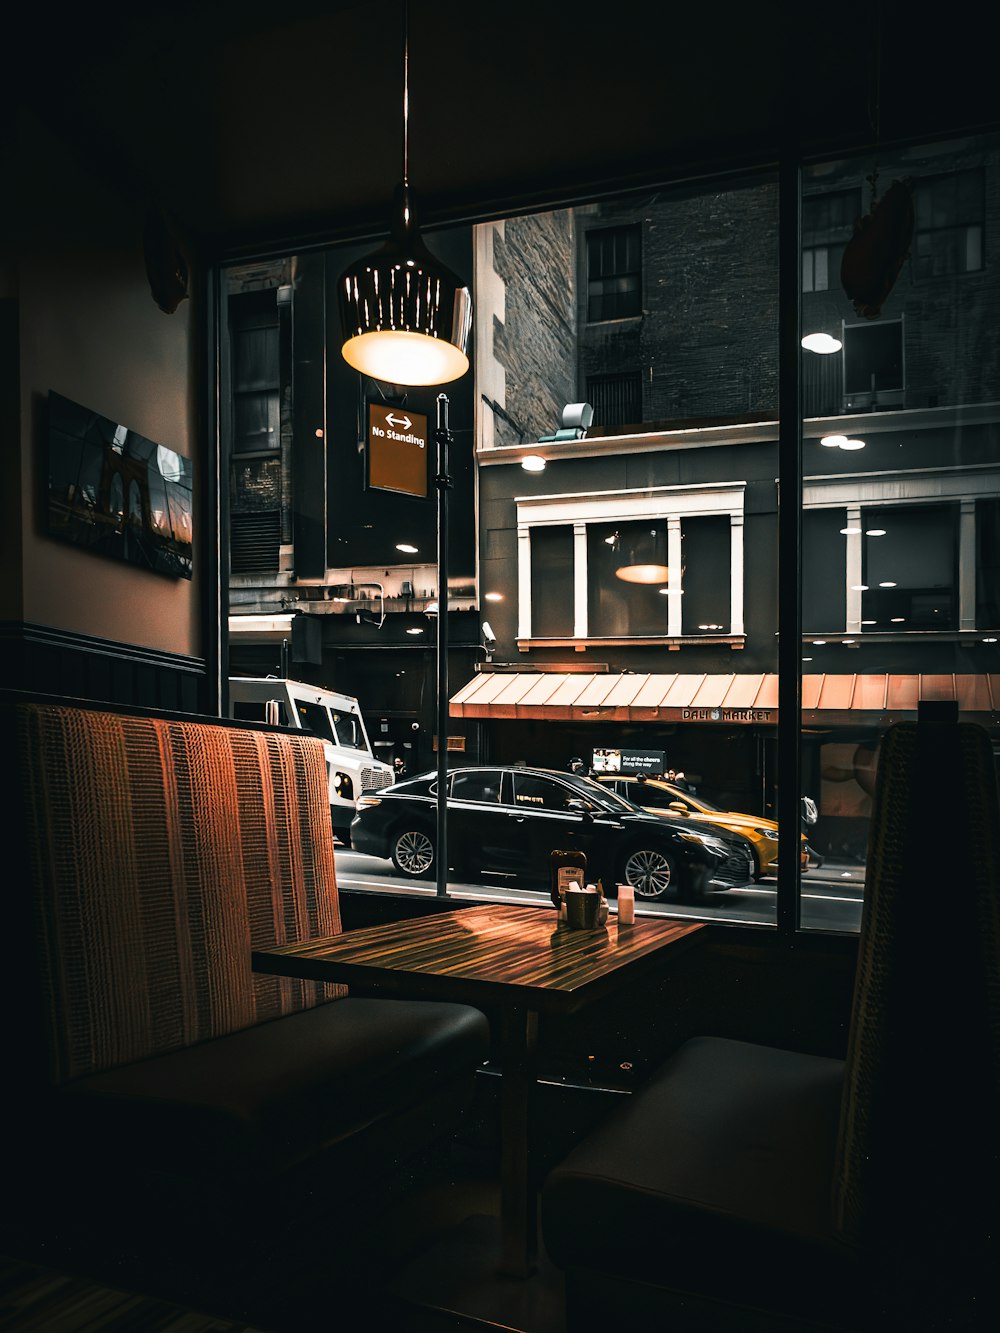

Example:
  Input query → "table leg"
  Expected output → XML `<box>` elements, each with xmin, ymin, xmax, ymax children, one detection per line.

<box><xmin>497</xmin><ymin>1004</ymin><xmax>538</xmax><ymax>1279</ymax></box>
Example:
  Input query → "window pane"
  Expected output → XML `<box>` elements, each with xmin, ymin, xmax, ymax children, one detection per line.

<box><xmin>802</xmin><ymin>510</ymin><xmax>847</xmax><ymax>635</ymax></box>
<box><xmin>862</xmin><ymin>504</ymin><xmax>958</xmax><ymax>631</ymax></box>
<box><xmin>587</xmin><ymin>224</ymin><xmax>642</xmax><ymax>321</ymax></box>
<box><xmin>680</xmin><ymin>516</ymin><xmax>730</xmax><ymax>635</ymax></box>
<box><xmin>588</xmin><ymin>520</ymin><xmax>669</xmax><ymax>636</ymax></box>
<box><xmin>800</xmin><ymin>131</ymin><xmax>1000</xmax><ymax>934</ymax></box>
<box><xmin>531</xmin><ymin>526</ymin><xmax>574</xmax><ymax>636</ymax></box>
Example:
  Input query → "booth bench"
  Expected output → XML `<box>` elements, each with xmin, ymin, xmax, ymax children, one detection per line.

<box><xmin>3</xmin><ymin>695</ymin><xmax>489</xmax><ymax>1313</ymax></box>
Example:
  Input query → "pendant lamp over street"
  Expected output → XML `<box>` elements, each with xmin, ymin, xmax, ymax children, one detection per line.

<box><xmin>338</xmin><ymin>1</ymin><xmax>472</xmax><ymax>386</ymax></box>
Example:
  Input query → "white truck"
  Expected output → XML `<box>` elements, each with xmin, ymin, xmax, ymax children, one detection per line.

<box><xmin>228</xmin><ymin>676</ymin><xmax>394</xmax><ymax>845</ymax></box>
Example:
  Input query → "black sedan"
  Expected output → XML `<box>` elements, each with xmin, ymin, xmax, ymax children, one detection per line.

<box><xmin>351</xmin><ymin>765</ymin><xmax>754</xmax><ymax>902</ymax></box>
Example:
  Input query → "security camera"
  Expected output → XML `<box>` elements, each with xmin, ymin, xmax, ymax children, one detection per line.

<box><xmin>482</xmin><ymin>621</ymin><xmax>497</xmax><ymax>645</ymax></box>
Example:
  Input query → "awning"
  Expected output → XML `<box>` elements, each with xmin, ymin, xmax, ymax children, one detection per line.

<box><xmin>449</xmin><ymin>672</ymin><xmax>1000</xmax><ymax>727</ymax></box>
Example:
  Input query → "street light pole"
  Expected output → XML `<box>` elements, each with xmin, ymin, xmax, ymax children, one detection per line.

<box><xmin>434</xmin><ymin>393</ymin><xmax>452</xmax><ymax>897</ymax></box>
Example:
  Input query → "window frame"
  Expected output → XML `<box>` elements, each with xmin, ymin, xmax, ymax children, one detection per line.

<box><xmin>516</xmin><ymin>483</ymin><xmax>746</xmax><ymax>645</ymax></box>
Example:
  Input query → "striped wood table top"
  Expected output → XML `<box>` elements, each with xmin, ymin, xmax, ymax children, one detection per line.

<box><xmin>252</xmin><ymin>902</ymin><xmax>705</xmax><ymax>1013</ymax></box>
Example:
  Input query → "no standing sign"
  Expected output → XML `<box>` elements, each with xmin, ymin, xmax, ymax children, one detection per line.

<box><xmin>366</xmin><ymin>401</ymin><xmax>429</xmax><ymax>498</ymax></box>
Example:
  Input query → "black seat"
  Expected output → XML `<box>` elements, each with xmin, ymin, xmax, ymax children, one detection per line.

<box><xmin>542</xmin><ymin>713</ymin><xmax>1000</xmax><ymax>1331</ymax></box>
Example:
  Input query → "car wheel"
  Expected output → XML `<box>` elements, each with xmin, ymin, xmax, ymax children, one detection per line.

<box><xmin>619</xmin><ymin>847</ymin><xmax>676</xmax><ymax>901</ymax></box>
<box><xmin>391</xmin><ymin>826</ymin><xmax>435</xmax><ymax>878</ymax></box>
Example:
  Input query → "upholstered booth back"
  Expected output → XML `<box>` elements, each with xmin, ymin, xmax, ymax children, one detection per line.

<box><xmin>10</xmin><ymin>701</ymin><xmax>345</xmax><ymax>1086</ymax></box>
<box><xmin>833</xmin><ymin>718</ymin><xmax>1000</xmax><ymax>1292</ymax></box>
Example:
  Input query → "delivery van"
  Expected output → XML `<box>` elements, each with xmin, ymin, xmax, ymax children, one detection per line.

<box><xmin>228</xmin><ymin>676</ymin><xmax>394</xmax><ymax>844</ymax></box>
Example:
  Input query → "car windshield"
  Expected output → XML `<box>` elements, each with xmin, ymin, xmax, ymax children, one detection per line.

<box><xmin>682</xmin><ymin>789</ymin><xmax>724</xmax><ymax>812</ymax></box>
<box><xmin>330</xmin><ymin>709</ymin><xmax>366</xmax><ymax>751</ymax></box>
<box><xmin>293</xmin><ymin>700</ymin><xmax>336</xmax><ymax>744</ymax></box>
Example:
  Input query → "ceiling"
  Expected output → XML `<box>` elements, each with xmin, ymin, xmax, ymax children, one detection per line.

<box><xmin>13</xmin><ymin>1</ymin><xmax>998</xmax><ymax>256</ymax></box>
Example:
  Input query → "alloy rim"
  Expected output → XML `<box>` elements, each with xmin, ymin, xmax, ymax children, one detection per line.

<box><xmin>396</xmin><ymin>829</ymin><xmax>434</xmax><ymax>875</ymax></box>
<box><xmin>625</xmin><ymin>849</ymin><xmax>673</xmax><ymax>897</ymax></box>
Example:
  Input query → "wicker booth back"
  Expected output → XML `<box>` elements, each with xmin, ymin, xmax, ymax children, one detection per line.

<box><xmin>10</xmin><ymin>701</ymin><xmax>345</xmax><ymax>1086</ymax></box>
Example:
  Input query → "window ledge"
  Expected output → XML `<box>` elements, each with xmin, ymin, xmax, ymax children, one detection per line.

<box><xmin>518</xmin><ymin>635</ymin><xmax>746</xmax><ymax>651</ymax></box>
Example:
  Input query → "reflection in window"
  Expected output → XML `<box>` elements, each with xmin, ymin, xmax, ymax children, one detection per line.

<box><xmin>452</xmin><ymin>771</ymin><xmax>502</xmax><ymax>803</ymax></box>
<box><xmin>511</xmin><ymin>773</ymin><xmax>573</xmax><ymax>810</ymax></box>
<box><xmin>862</xmin><ymin>504</ymin><xmax>958</xmax><ymax>631</ymax></box>
<box><xmin>915</xmin><ymin>169</ymin><xmax>984</xmax><ymax>278</ymax></box>
<box><xmin>588</xmin><ymin>521</ymin><xmax>669</xmax><ymax>637</ymax></box>
<box><xmin>843</xmin><ymin>319</ymin><xmax>904</xmax><ymax>410</ymax></box>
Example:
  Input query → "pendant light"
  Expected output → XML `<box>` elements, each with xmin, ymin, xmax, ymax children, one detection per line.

<box><xmin>614</xmin><ymin>525</ymin><xmax>670</xmax><ymax>584</ymax></box>
<box><xmin>338</xmin><ymin>1</ymin><xmax>472</xmax><ymax>386</ymax></box>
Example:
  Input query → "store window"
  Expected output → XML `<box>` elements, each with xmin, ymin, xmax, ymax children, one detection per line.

<box><xmin>516</xmin><ymin>486</ymin><xmax>745</xmax><ymax>644</ymax></box>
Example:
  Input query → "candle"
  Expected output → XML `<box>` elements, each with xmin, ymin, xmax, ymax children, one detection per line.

<box><xmin>618</xmin><ymin>885</ymin><xmax>634</xmax><ymax>927</ymax></box>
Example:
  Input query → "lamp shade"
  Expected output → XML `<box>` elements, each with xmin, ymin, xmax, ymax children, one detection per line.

<box><xmin>338</xmin><ymin>184</ymin><xmax>472</xmax><ymax>386</ymax></box>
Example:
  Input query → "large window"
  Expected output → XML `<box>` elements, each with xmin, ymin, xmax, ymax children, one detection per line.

<box><xmin>516</xmin><ymin>486</ymin><xmax>746</xmax><ymax>645</ymax></box>
<box><xmin>221</xmin><ymin>126</ymin><xmax>999</xmax><ymax>940</ymax></box>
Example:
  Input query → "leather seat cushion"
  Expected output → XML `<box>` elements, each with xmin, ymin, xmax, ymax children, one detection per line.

<box><xmin>55</xmin><ymin>997</ymin><xmax>489</xmax><ymax>1180</ymax></box>
<box><xmin>542</xmin><ymin>1035</ymin><xmax>852</xmax><ymax>1298</ymax></box>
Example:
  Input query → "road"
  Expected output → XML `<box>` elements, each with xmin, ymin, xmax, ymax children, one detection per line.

<box><xmin>333</xmin><ymin>846</ymin><xmax>865</xmax><ymax>933</ymax></box>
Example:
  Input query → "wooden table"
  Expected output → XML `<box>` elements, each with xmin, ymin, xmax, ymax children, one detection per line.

<box><xmin>252</xmin><ymin>902</ymin><xmax>704</xmax><ymax>1282</ymax></box>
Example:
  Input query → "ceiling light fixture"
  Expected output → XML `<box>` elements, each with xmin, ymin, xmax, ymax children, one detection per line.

<box><xmin>866</xmin><ymin>528</ymin><xmax>886</xmax><ymax>536</ymax></box>
<box><xmin>395</xmin><ymin>543</ymin><xmax>419</xmax><ymax>554</ymax></box>
<box><xmin>840</xmin><ymin>438</ymin><xmax>866</xmax><ymax>450</ymax></box>
<box><xmin>840</xmin><ymin>526</ymin><xmax>863</xmax><ymax>535</ymax></box>
<box><xmin>337</xmin><ymin>2</ymin><xmax>471</xmax><ymax>386</ymax></box>
<box><xmin>520</xmin><ymin>455</ymin><xmax>546</xmax><ymax>472</ymax></box>
<box><xmin>821</xmin><ymin>434</ymin><xmax>848</xmax><ymax>448</ymax></box>
<box><xmin>484</xmin><ymin>592</ymin><xmax>504</xmax><ymax>602</ymax></box>
<box><xmin>616</xmin><ymin>564</ymin><xmax>671</xmax><ymax>585</ymax></box>
<box><xmin>801</xmin><ymin>332</ymin><xmax>842</xmax><ymax>354</ymax></box>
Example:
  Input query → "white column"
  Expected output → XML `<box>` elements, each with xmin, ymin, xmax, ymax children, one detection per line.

<box><xmin>573</xmin><ymin>522</ymin><xmax>588</xmax><ymax>639</ymax></box>
<box><xmin>845</xmin><ymin>504</ymin><xmax>863</xmax><ymax>633</ymax></box>
<box><xmin>517</xmin><ymin>525</ymin><xmax>532</xmax><ymax>640</ymax></box>
<box><xmin>729</xmin><ymin>513</ymin><xmax>745</xmax><ymax>636</ymax></box>
<box><xmin>960</xmin><ymin>498</ymin><xmax>976</xmax><ymax>632</ymax></box>
<box><xmin>667</xmin><ymin>517</ymin><xmax>683</xmax><ymax>637</ymax></box>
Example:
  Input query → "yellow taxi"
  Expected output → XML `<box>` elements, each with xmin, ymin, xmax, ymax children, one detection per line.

<box><xmin>595</xmin><ymin>775</ymin><xmax>809</xmax><ymax>880</ymax></box>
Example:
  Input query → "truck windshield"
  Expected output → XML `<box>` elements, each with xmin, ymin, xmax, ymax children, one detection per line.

<box><xmin>294</xmin><ymin>700</ymin><xmax>336</xmax><ymax>744</ymax></box>
<box><xmin>331</xmin><ymin>710</ymin><xmax>367</xmax><ymax>751</ymax></box>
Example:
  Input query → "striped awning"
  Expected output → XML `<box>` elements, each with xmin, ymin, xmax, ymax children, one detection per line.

<box><xmin>449</xmin><ymin>672</ymin><xmax>1000</xmax><ymax>726</ymax></box>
